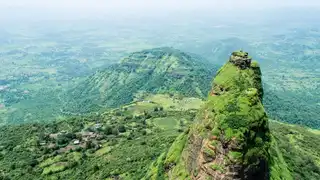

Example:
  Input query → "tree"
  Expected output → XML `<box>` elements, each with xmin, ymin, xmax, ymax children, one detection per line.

<box><xmin>57</xmin><ymin>134</ymin><xmax>70</xmax><ymax>146</ymax></box>
<box><xmin>28</xmin><ymin>159</ymin><xmax>38</xmax><ymax>167</ymax></box>
<box><xmin>142</xmin><ymin>130</ymin><xmax>147</xmax><ymax>135</ymax></box>
<box><xmin>85</xmin><ymin>140</ymin><xmax>94</xmax><ymax>149</ymax></box>
<box><xmin>93</xmin><ymin>165</ymin><xmax>100</xmax><ymax>172</ymax></box>
<box><xmin>104</xmin><ymin>126</ymin><xmax>113</xmax><ymax>135</ymax></box>
<box><xmin>112</xmin><ymin>128</ymin><xmax>119</xmax><ymax>136</ymax></box>
<box><xmin>118</xmin><ymin>125</ymin><xmax>126</xmax><ymax>133</ymax></box>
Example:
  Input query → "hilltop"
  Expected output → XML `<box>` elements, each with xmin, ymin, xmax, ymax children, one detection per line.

<box><xmin>62</xmin><ymin>47</ymin><xmax>217</xmax><ymax>114</ymax></box>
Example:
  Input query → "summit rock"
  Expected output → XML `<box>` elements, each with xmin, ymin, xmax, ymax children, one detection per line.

<box><xmin>229</xmin><ymin>50</ymin><xmax>252</xmax><ymax>69</ymax></box>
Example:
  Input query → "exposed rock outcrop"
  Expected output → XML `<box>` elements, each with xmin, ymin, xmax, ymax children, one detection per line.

<box><xmin>229</xmin><ymin>50</ymin><xmax>252</xmax><ymax>69</ymax></box>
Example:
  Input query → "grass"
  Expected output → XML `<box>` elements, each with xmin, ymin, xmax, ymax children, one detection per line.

<box><xmin>95</xmin><ymin>144</ymin><xmax>112</xmax><ymax>156</ymax></box>
<box><xmin>269</xmin><ymin>136</ymin><xmax>293</xmax><ymax>180</ymax></box>
<box><xmin>145</xmin><ymin>94</ymin><xmax>203</xmax><ymax>111</ymax></box>
<box><xmin>213</xmin><ymin>63</ymin><xmax>239</xmax><ymax>90</ymax></box>
<box><xmin>146</xmin><ymin>94</ymin><xmax>177</xmax><ymax>109</ymax></box>
<box><xmin>123</xmin><ymin>102</ymin><xmax>157</xmax><ymax>116</ymax></box>
<box><xmin>203</xmin><ymin>147</ymin><xmax>215</xmax><ymax>158</ymax></box>
<box><xmin>270</xmin><ymin>121</ymin><xmax>320</xmax><ymax>179</ymax></box>
<box><xmin>232</xmin><ymin>50</ymin><xmax>248</xmax><ymax>57</ymax></box>
<box><xmin>228</xmin><ymin>151</ymin><xmax>242</xmax><ymax>162</ymax></box>
<box><xmin>210</xmin><ymin>164</ymin><xmax>225</xmax><ymax>173</ymax></box>
<box><xmin>143</xmin><ymin>152</ymin><xmax>166</xmax><ymax>180</ymax></box>
<box><xmin>39</xmin><ymin>155</ymin><xmax>64</xmax><ymax>168</ymax></box>
<box><xmin>152</xmin><ymin>117</ymin><xmax>179</xmax><ymax>130</ymax></box>
<box><xmin>168</xmin><ymin>155</ymin><xmax>191</xmax><ymax>180</ymax></box>
<box><xmin>164</xmin><ymin>132</ymin><xmax>188</xmax><ymax>167</ymax></box>
<box><xmin>42</xmin><ymin>163</ymin><xmax>68</xmax><ymax>175</ymax></box>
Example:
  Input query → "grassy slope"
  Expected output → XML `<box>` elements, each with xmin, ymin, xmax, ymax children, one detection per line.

<box><xmin>269</xmin><ymin>121</ymin><xmax>320</xmax><ymax>180</ymax></box>
<box><xmin>62</xmin><ymin>47</ymin><xmax>216</xmax><ymax>114</ymax></box>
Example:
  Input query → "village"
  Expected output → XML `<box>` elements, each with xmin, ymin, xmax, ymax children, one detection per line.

<box><xmin>39</xmin><ymin>123</ymin><xmax>110</xmax><ymax>154</ymax></box>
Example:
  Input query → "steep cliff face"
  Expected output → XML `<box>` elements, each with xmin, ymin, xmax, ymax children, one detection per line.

<box><xmin>145</xmin><ymin>51</ymin><xmax>271</xmax><ymax>180</ymax></box>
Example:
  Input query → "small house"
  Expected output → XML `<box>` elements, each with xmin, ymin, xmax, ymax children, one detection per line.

<box><xmin>73</xmin><ymin>140</ymin><xmax>80</xmax><ymax>145</ymax></box>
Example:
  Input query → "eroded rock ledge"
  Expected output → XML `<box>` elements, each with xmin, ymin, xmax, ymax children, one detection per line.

<box><xmin>229</xmin><ymin>50</ymin><xmax>252</xmax><ymax>69</ymax></box>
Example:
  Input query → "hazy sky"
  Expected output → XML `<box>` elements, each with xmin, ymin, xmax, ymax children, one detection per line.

<box><xmin>1</xmin><ymin>0</ymin><xmax>320</xmax><ymax>10</ymax></box>
<box><xmin>1</xmin><ymin>0</ymin><xmax>320</xmax><ymax>21</ymax></box>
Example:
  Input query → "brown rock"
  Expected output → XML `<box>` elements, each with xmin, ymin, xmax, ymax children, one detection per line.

<box><xmin>229</xmin><ymin>51</ymin><xmax>252</xmax><ymax>69</ymax></box>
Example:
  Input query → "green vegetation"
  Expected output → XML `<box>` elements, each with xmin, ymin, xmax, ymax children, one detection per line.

<box><xmin>164</xmin><ymin>132</ymin><xmax>188</xmax><ymax>168</ymax></box>
<box><xmin>270</xmin><ymin>121</ymin><xmax>320</xmax><ymax>180</ymax></box>
<box><xmin>203</xmin><ymin>147</ymin><xmax>216</xmax><ymax>158</ymax></box>
<box><xmin>0</xmin><ymin>49</ymin><xmax>319</xmax><ymax>179</ymax></box>
<box><xmin>0</xmin><ymin>94</ymin><xmax>198</xmax><ymax>179</ymax></box>
<box><xmin>264</xmin><ymin>90</ymin><xmax>320</xmax><ymax>129</ymax></box>
<box><xmin>0</xmin><ymin>27</ymin><xmax>129</xmax><ymax>124</ymax></box>
<box><xmin>269</xmin><ymin>136</ymin><xmax>293</xmax><ymax>180</ymax></box>
<box><xmin>0</xmin><ymin>11</ymin><xmax>319</xmax><ymax>180</ymax></box>
<box><xmin>143</xmin><ymin>152</ymin><xmax>167</xmax><ymax>180</ymax></box>
<box><xmin>146</xmin><ymin>52</ymin><xmax>271</xmax><ymax>179</ymax></box>
<box><xmin>228</xmin><ymin>151</ymin><xmax>242</xmax><ymax>162</ymax></box>
<box><xmin>1</xmin><ymin>15</ymin><xmax>319</xmax><ymax>131</ymax></box>
<box><xmin>210</xmin><ymin>164</ymin><xmax>225</xmax><ymax>173</ymax></box>
<box><xmin>62</xmin><ymin>47</ymin><xmax>216</xmax><ymax>114</ymax></box>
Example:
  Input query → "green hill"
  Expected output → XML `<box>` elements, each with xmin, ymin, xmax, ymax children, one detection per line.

<box><xmin>0</xmin><ymin>50</ymin><xmax>319</xmax><ymax>180</ymax></box>
<box><xmin>62</xmin><ymin>47</ymin><xmax>217</xmax><ymax>114</ymax></box>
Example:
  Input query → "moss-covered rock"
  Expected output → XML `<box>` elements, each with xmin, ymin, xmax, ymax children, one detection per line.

<box><xmin>229</xmin><ymin>50</ymin><xmax>252</xmax><ymax>69</ymax></box>
<box><xmin>145</xmin><ymin>51</ymin><xmax>280</xmax><ymax>179</ymax></box>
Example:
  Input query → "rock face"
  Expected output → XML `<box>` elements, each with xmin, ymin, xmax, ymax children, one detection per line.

<box><xmin>229</xmin><ymin>51</ymin><xmax>252</xmax><ymax>69</ymax></box>
<box><xmin>144</xmin><ymin>51</ymin><xmax>271</xmax><ymax>180</ymax></box>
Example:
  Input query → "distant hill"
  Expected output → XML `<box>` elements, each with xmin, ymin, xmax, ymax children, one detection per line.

<box><xmin>62</xmin><ymin>47</ymin><xmax>217</xmax><ymax>114</ymax></box>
